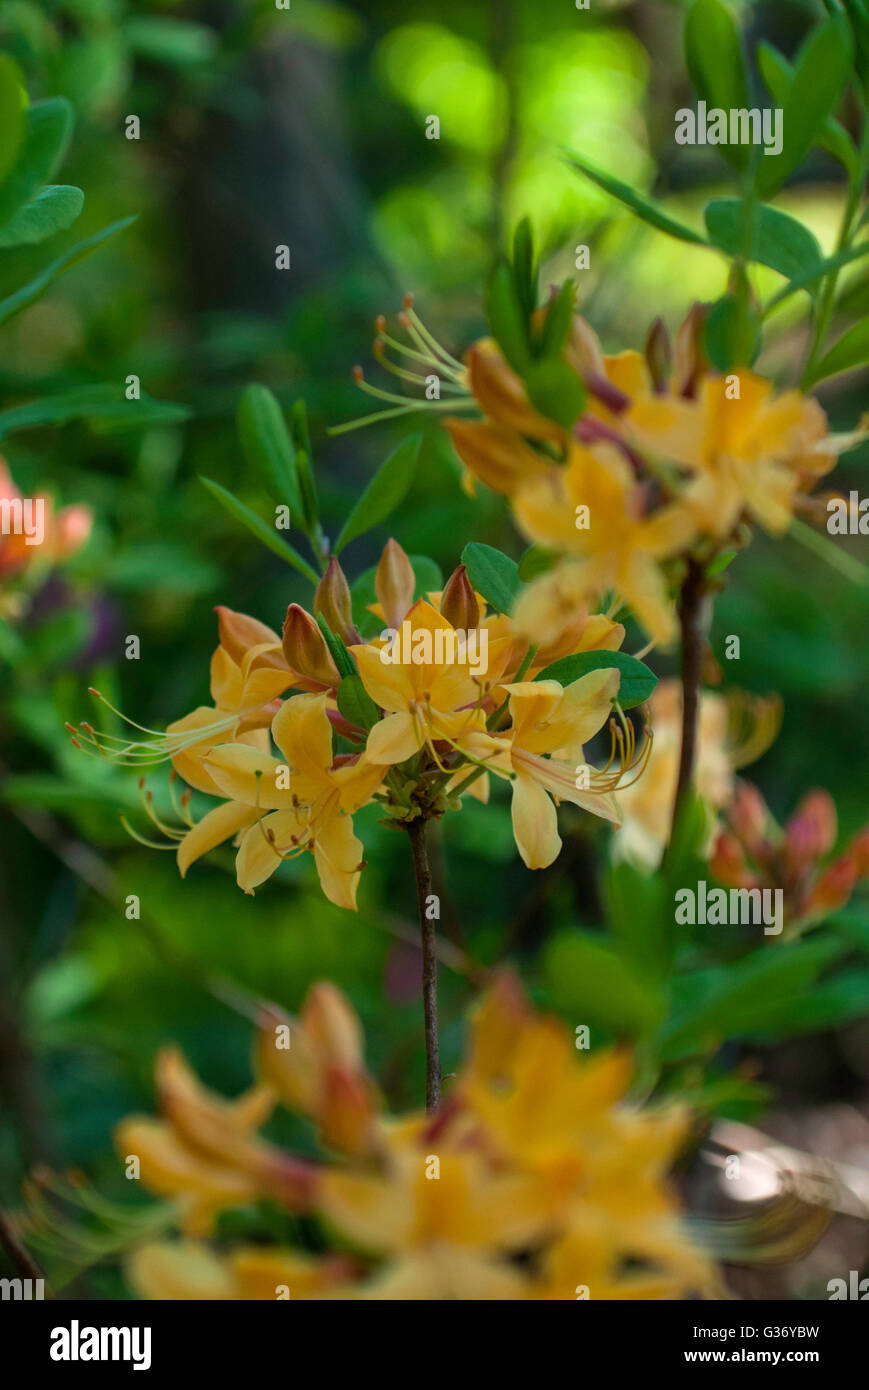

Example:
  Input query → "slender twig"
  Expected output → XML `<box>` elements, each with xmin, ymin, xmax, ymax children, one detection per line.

<box><xmin>0</xmin><ymin>1205</ymin><xmax>42</xmax><ymax>1283</ymax></box>
<box><xmin>671</xmin><ymin>557</ymin><xmax>708</xmax><ymax>838</ymax></box>
<box><xmin>406</xmin><ymin>818</ymin><xmax>440</xmax><ymax>1113</ymax></box>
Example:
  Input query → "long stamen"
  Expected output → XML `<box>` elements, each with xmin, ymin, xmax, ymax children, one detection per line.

<box><xmin>402</xmin><ymin>297</ymin><xmax>466</xmax><ymax>375</ymax></box>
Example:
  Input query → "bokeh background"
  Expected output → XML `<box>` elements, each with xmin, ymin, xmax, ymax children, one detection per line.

<box><xmin>1</xmin><ymin>0</ymin><xmax>869</xmax><ymax>1298</ymax></box>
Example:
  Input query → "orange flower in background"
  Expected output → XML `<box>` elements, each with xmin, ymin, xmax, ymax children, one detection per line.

<box><xmin>712</xmin><ymin>782</ymin><xmax>869</xmax><ymax>931</ymax></box>
<box><xmin>0</xmin><ymin>457</ymin><xmax>92</xmax><ymax>578</ymax></box>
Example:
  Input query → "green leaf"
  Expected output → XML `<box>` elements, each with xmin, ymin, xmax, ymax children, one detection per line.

<box><xmin>704</xmin><ymin>199</ymin><xmax>822</xmax><ymax>280</ymax></box>
<box><xmin>486</xmin><ymin>261</ymin><xmax>532</xmax><ymax>373</ymax></box>
<box><xmin>0</xmin><ymin>184</ymin><xmax>84</xmax><ymax>248</ymax></box>
<box><xmin>757</xmin><ymin>40</ymin><xmax>857</xmax><ymax>176</ymax></box>
<box><xmin>461</xmin><ymin>542</ymin><xmax>520</xmax><ymax>614</ymax></box>
<box><xmin>334</xmin><ymin>434</ymin><xmax>420</xmax><ymax>553</ymax></box>
<box><xmin>0</xmin><ymin>383</ymin><xmax>189</xmax><ymax>439</ymax></box>
<box><xmin>0</xmin><ymin>97</ymin><xmax>74</xmax><ymax>231</ymax></box>
<box><xmin>316</xmin><ymin>614</ymin><xmax>356</xmax><ymax>679</ymax></box>
<box><xmin>517</xmin><ymin>543</ymin><xmax>557</xmax><ymax>582</ymax></box>
<box><xmin>684</xmin><ymin>0</ymin><xmax>750</xmax><ymax>170</ymax></box>
<box><xmin>564</xmin><ymin>150</ymin><xmax>707</xmax><ymax>246</ymax></box>
<box><xmin>703</xmin><ymin>294</ymin><xmax>762</xmax><ymax>371</ymax></box>
<box><xmin>524</xmin><ymin>358</ymin><xmax>587</xmax><ymax>429</ymax></box>
<box><xmin>336</xmin><ymin>672</ymin><xmax>380</xmax><ymax>731</ymax></box>
<box><xmin>755</xmin><ymin>18</ymin><xmax>852</xmax><ymax>198</ymax></box>
<box><xmin>544</xmin><ymin>931</ymin><xmax>663</xmax><ymax>1036</ymax></box>
<box><xmin>806</xmin><ymin>317</ymin><xmax>869</xmax><ymax>385</ymax></box>
<box><xmin>290</xmin><ymin>401</ymin><xmax>320</xmax><ymax>533</ymax></box>
<box><xmin>199</xmin><ymin>476</ymin><xmax>319</xmax><ymax>584</ymax></box>
<box><xmin>659</xmin><ymin>936</ymin><xmax>847</xmax><ymax>1059</ymax></box>
<box><xmin>237</xmin><ymin>384</ymin><xmax>303</xmax><ymax>519</ymax></box>
<box><xmin>0</xmin><ymin>214</ymin><xmax>137</xmax><ymax>327</ymax></box>
<box><xmin>765</xmin><ymin>242</ymin><xmax>869</xmax><ymax>314</ymax></box>
<box><xmin>534</xmin><ymin>650</ymin><xmax>658</xmax><ymax>710</ymax></box>
<box><xmin>0</xmin><ymin>55</ymin><xmax>26</xmax><ymax>186</ymax></box>
<box><xmin>535</xmin><ymin>280</ymin><xmax>576</xmax><ymax>360</ymax></box>
<box><xmin>125</xmin><ymin>18</ymin><xmax>218</xmax><ymax>66</ymax></box>
<box><xmin>604</xmin><ymin>860</ymin><xmax>673</xmax><ymax>976</ymax></box>
<box><xmin>511</xmin><ymin>215</ymin><xmax>537</xmax><ymax>324</ymax></box>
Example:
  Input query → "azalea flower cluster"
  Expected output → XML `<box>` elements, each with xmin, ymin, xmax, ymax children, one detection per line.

<box><xmin>73</xmin><ymin>539</ymin><xmax>648</xmax><ymax>909</ymax></box>
<box><xmin>116</xmin><ymin>974</ymin><xmax>713</xmax><ymax>1301</ymax></box>
<box><xmin>358</xmin><ymin>297</ymin><xmax>843</xmax><ymax>648</ymax></box>
<box><xmin>711</xmin><ymin>782</ymin><xmax>869</xmax><ymax>931</ymax></box>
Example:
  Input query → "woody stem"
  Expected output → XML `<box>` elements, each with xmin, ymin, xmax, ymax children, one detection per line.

<box><xmin>671</xmin><ymin>557</ymin><xmax>708</xmax><ymax>839</ymax></box>
<box><xmin>406</xmin><ymin>817</ymin><xmax>440</xmax><ymax>1112</ymax></box>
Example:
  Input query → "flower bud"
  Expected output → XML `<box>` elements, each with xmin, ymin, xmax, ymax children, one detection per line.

<box><xmin>440</xmin><ymin>564</ymin><xmax>480</xmax><ymax>630</ymax></box>
<box><xmin>281</xmin><ymin>604</ymin><xmax>340</xmax><ymax>688</ymax></box>
<box><xmin>314</xmin><ymin>556</ymin><xmax>360</xmax><ymax>645</ymax></box>
<box><xmin>784</xmin><ymin>790</ymin><xmax>837</xmax><ymax>867</ymax></box>
<box><xmin>644</xmin><ymin>317</ymin><xmax>672</xmax><ymax>394</ymax></box>
<box><xmin>728</xmin><ymin>780</ymin><xmax>770</xmax><ymax>859</ymax></box>
<box><xmin>375</xmin><ymin>538</ymin><xmax>415</xmax><ymax>628</ymax></box>
<box><xmin>672</xmin><ymin>302</ymin><xmax>708</xmax><ymax>399</ymax></box>
<box><xmin>216</xmin><ymin>605</ymin><xmax>286</xmax><ymax>671</ymax></box>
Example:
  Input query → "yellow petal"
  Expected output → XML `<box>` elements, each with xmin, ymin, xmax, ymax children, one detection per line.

<box><xmin>510</xmin><ymin>770</ymin><xmax>561</xmax><ymax>869</ymax></box>
<box><xmin>235</xmin><ymin>809</ymin><xmax>308</xmax><ymax>892</ymax></box>
<box><xmin>177</xmin><ymin>801</ymin><xmax>257</xmax><ymax>877</ymax></box>
<box><xmin>363</xmin><ymin>711</ymin><xmax>421</xmax><ymax>765</ymax></box>
<box><xmin>271</xmin><ymin>691</ymin><xmax>333</xmax><ymax>778</ymax></box>
<box><xmin>204</xmin><ymin>743</ymin><xmax>295</xmax><ymax>809</ymax></box>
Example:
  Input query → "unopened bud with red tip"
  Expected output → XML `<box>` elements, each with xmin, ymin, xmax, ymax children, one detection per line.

<box><xmin>784</xmin><ymin>789</ymin><xmax>837</xmax><ymax>867</ymax></box>
<box><xmin>644</xmin><ymin>317</ymin><xmax>672</xmax><ymax>394</ymax></box>
<box><xmin>439</xmin><ymin>563</ymin><xmax>480</xmax><ymax>630</ymax></box>
<box><xmin>282</xmin><ymin>603</ymin><xmax>340</xmax><ymax>688</ymax></box>
<box><xmin>375</xmin><ymin>538</ymin><xmax>415</xmax><ymax>629</ymax></box>
<box><xmin>710</xmin><ymin>829</ymin><xmax>753</xmax><ymax>890</ymax></box>
<box><xmin>728</xmin><ymin>780</ymin><xmax>770</xmax><ymax>859</ymax></box>
<box><xmin>314</xmin><ymin>556</ymin><xmax>360</xmax><ymax>645</ymax></box>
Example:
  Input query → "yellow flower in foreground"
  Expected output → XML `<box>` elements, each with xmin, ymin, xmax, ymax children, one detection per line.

<box><xmin>352</xmin><ymin>599</ymin><xmax>512</xmax><ymax>767</ymax></box>
<box><xmin>461</xmin><ymin>672</ymin><xmax>624</xmax><ymax>869</ymax></box>
<box><xmin>177</xmin><ymin>692</ymin><xmax>384</xmax><ymax>909</ymax></box>
<box><xmin>119</xmin><ymin>976</ymin><xmax>710</xmax><ymax>1300</ymax></box>
<box><xmin>512</xmin><ymin>442</ymin><xmax>695</xmax><ymax>647</ymax></box>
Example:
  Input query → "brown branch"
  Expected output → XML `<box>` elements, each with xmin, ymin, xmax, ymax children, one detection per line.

<box><xmin>671</xmin><ymin>557</ymin><xmax>709</xmax><ymax>838</ymax></box>
<box><xmin>406</xmin><ymin>818</ymin><xmax>440</xmax><ymax>1113</ymax></box>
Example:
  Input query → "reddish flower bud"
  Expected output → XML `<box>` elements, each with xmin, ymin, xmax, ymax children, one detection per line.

<box><xmin>808</xmin><ymin>854</ymin><xmax>858</xmax><ymax>918</ymax></box>
<box><xmin>644</xmin><ymin>317</ymin><xmax>672</xmax><ymax>393</ymax></box>
<box><xmin>281</xmin><ymin>604</ymin><xmax>340</xmax><ymax>688</ymax></box>
<box><xmin>710</xmin><ymin>829</ymin><xmax>752</xmax><ymax>889</ymax></box>
<box><xmin>439</xmin><ymin>564</ymin><xmax>480</xmax><ymax>630</ymax></box>
<box><xmin>728</xmin><ymin>780</ymin><xmax>770</xmax><ymax>859</ymax></box>
<box><xmin>784</xmin><ymin>789</ymin><xmax>837</xmax><ymax>867</ymax></box>
<box><xmin>314</xmin><ymin>556</ymin><xmax>360</xmax><ymax>645</ymax></box>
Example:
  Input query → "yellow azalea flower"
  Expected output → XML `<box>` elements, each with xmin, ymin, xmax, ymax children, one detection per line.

<box><xmin>256</xmin><ymin>983</ymin><xmax>381</xmax><ymax>1157</ymax></box>
<box><xmin>511</xmin><ymin>442</ymin><xmax>696</xmax><ymax>647</ymax></box>
<box><xmin>625</xmin><ymin>371</ymin><xmax>835</xmax><ymax>538</ymax></box>
<box><xmin>126</xmin><ymin>1240</ymin><xmax>356</xmax><ymax>1300</ymax></box>
<box><xmin>108</xmin><ymin>978</ymin><xmax>710</xmax><ymax>1301</ymax></box>
<box><xmin>178</xmin><ymin>692</ymin><xmax>384</xmax><ymax>909</ymax></box>
<box><xmin>458</xmin><ymin>973</ymin><xmax>714</xmax><ymax>1300</ymax></box>
<box><xmin>459</xmin><ymin>670</ymin><xmax>625</xmax><ymax>869</ymax></box>
<box><xmin>114</xmin><ymin>1049</ymin><xmax>316</xmax><ymax>1236</ymax></box>
<box><xmin>352</xmin><ymin>599</ymin><xmax>513</xmax><ymax>769</ymax></box>
<box><xmin>167</xmin><ymin>614</ymin><xmax>293</xmax><ymax>796</ymax></box>
<box><xmin>616</xmin><ymin>679</ymin><xmax>782</xmax><ymax>870</ymax></box>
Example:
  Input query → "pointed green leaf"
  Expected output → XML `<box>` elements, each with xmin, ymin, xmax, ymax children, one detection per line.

<box><xmin>237</xmin><ymin>384</ymin><xmax>303</xmax><ymax>519</ymax></box>
<box><xmin>704</xmin><ymin>199</ymin><xmax>822</xmax><ymax>280</ymax></box>
<box><xmin>755</xmin><ymin>18</ymin><xmax>852</xmax><ymax>198</ymax></box>
<box><xmin>0</xmin><ymin>55</ymin><xmax>26</xmax><ymax>185</ymax></box>
<box><xmin>0</xmin><ymin>184</ymin><xmax>84</xmax><ymax>248</ymax></box>
<box><xmin>563</xmin><ymin>150</ymin><xmax>707</xmax><ymax>246</ymax></box>
<box><xmin>807</xmin><ymin>317</ymin><xmax>869</xmax><ymax>385</ymax></box>
<box><xmin>334</xmin><ymin>434</ymin><xmax>420</xmax><ymax>554</ymax></box>
<box><xmin>336</xmin><ymin>672</ymin><xmax>380</xmax><ymax>731</ymax></box>
<box><xmin>461</xmin><ymin>542</ymin><xmax>520</xmax><ymax>615</ymax></box>
<box><xmin>0</xmin><ymin>214</ymin><xmax>136</xmax><ymax>327</ymax></box>
<box><xmin>199</xmin><ymin>476</ymin><xmax>319</xmax><ymax>583</ymax></box>
<box><xmin>534</xmin><ymin>650</ymin><xmax>657</xmax><ymax>709</ymax></box>
<box><xmin>0</xmin><ymin>97</ymin><xmax>74</xmax><ymax>230</ymax></box>
<box><xmin>684</xmin><ymin>0</ymin><xmax>751</xmax><ymax>170</ymax></box>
